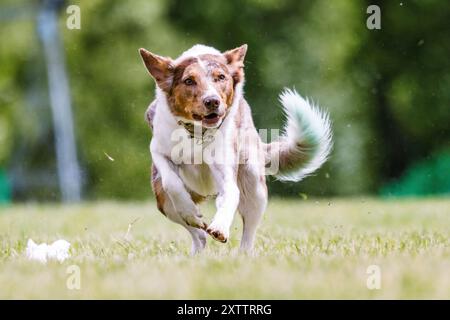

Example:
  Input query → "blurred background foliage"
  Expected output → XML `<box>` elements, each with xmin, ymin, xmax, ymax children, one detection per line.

<box><xmin>0</xmin><ymin>0</ymin><xmax>449</xmax><ymax>201</ymax></box>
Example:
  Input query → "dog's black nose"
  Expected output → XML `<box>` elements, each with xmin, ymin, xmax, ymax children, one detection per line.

<box><xmin>203</xmin><ymin>96</ymin><xmax>220</xmax><ymax>110</ymax></box>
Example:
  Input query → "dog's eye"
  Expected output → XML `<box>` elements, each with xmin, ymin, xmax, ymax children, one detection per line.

<box><xmin>184</xmin><ymin>78</ymin><xmax>195</xmax><ymax>86</ymax></box>
<box><xmin>218</xmin><ymin>74</ymin><xmax>226</xmax><ymax>81</ymax></box>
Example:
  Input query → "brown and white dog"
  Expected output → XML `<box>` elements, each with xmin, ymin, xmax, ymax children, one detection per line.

<box><xmin>139</xmin><ymin>44</ymin><xmax>332</xmax><ymax>254</ymax></box>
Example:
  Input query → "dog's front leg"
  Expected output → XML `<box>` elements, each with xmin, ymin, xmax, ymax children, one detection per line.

<box><xmin>207</xmin><ymin>165</ymin><xmax>240</xmax><ymax>243</ymax></box>
<box><xmin>152</xmin><ymin>151</ymin><xmax>206</xmax><ymax>229</ymax></box>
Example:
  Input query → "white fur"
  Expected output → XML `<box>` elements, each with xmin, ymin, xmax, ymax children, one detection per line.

<box><xmin>175</xmin><ymin>44</ymin><xmax>221</xmax><ymax>64</ymax></box>
<box><xmin>276</xmin><ymin>88</ymin><xmax>333</xmax><ymax>181</ymax></box>
<box><xmin>179</xmin><ymin>163</ymin><xmax>216</xmax><ymax>197</ymax></box>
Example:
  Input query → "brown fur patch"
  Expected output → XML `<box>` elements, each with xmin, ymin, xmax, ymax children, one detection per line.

<box><xmin>188</xmin><ymin>190</ymin><xmax>207</xmax><ymax>204</ymax></box>
<box><xmin>166</xmin><ymin>54</ymin><xmax>238</xmax><ymax>121</ymax></box>
<box><xmin>167</xmin><ymin>57</ymin><xmax>209</xmax><ymax>120</ymax></box>
<box><xmin>151</xmin><ymin>165</ymin><xmax>166</xmax><ymax>216</ymax></box>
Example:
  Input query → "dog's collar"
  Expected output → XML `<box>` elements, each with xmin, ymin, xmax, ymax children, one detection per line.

<box><xmin>177</xmin><ymin>120</ymin><xmax>223</xmax><ymax>146</ymax></box>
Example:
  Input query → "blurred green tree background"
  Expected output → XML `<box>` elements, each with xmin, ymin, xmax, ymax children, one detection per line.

<box><xmin>0</xmin><ymin>0</ymin><xmax>449</xmax><ymax>201</ymax></box>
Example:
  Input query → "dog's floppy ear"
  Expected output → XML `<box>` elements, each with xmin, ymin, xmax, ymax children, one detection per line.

<box><xmin>223</xmin><ymin>44</ymin><xmax>247</xmax><ymax>85</ymax></box>
<box><xmin>139</xmin><ymin>48</ymin><xmax>174</xmax><ymax>91</ymax></box>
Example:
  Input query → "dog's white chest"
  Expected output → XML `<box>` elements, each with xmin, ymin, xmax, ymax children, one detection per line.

<box><xmin>178</xmin><ymin>164</ymin><xmax>217</xmax><ymax>197</ymax></box>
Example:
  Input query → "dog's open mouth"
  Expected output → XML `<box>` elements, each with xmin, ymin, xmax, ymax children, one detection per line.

<box><xmin>204</xmin><ymin>112</ymin><xmax>219</xmax><ymax>120</ymax></box>
<box><xmin>194</xmin><ymin>112</ymin><xmax>222</xmax><ymax>127</ymax></box>
<box><xmin>203</xmin><ymin>113</ymin><xmax>221</xmax><ymax>126</ymax></box>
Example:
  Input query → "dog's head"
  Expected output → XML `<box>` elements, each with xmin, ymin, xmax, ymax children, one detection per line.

<box><xmin>139</xmin><ymin>44</ymin><xmax>247</xmax><ymax>128</ymax></box>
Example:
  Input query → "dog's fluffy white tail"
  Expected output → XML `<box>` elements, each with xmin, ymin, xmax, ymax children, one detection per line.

<box><xmin>265</xmin><ymin>88</ymin><xmax>333</xmax><ymax>181</ymax></box>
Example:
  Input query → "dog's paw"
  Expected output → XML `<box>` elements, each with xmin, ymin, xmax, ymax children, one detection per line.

<box><xmin>178</xmin><ymin>206</ymin><xmax>207</xmax><ymax>230</ymax></box>
<box><xmin>183</xmin><ymin>214</ymin><xmax>208</xmax><ymax>230</ymax></box>
<box><xmin>206</xmin><ymin>220</ymin><xmax>229</xmax><ymax>243</ymax></box>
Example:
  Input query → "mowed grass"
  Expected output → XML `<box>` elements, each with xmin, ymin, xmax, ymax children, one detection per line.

<box><xmin>0</xmin><ymin>198</ymin><xmax>449</xmax><ymax>299</ymax></box>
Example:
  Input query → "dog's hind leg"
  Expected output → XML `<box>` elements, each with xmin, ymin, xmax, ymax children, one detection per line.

<box><xmin>185</xmin><ymin>226</ymin><xmax>208</xmax><ymax>254</ymax></box>
<box><xmin>237</xmin><ymin>167</ymin><xmax>268</xmax><ymax>252</ymax></box>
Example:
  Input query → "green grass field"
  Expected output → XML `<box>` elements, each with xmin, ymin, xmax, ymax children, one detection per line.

<box><xmin>0</xmin><ymin>198</ymin><xmax>449</xmax><ymax>299</ymax></box>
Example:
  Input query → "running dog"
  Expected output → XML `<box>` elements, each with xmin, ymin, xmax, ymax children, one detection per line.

<box><xmin>139</xmin><ymin>44</ymin><xmax>332</xmax><ymax>254</ymax></box>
